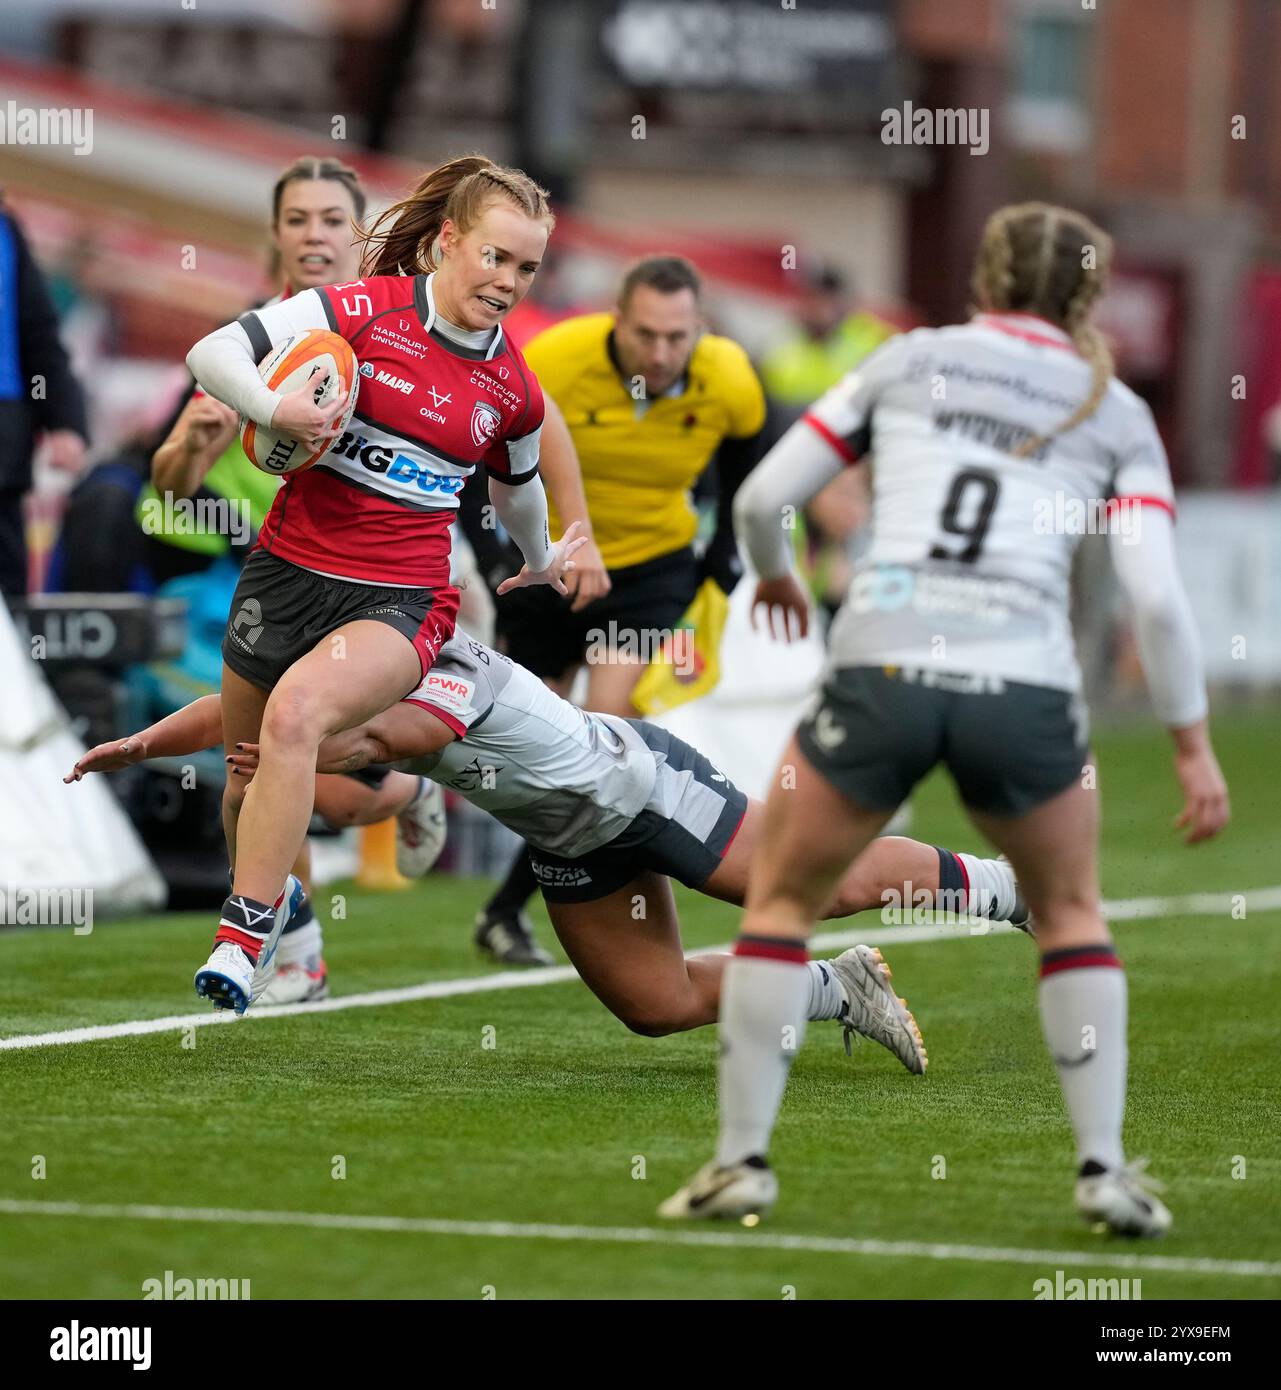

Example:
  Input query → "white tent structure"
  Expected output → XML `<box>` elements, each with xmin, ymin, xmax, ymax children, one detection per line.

<box><xmin>0</xmin><ymin>601</ymin><xmax>166</xmax><ymax>918</ymax></box>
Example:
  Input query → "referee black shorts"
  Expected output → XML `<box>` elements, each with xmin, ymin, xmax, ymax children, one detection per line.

<box><xmin>495</xmin><ymin>545</ymin><xmax>699</xmax><ymax>681</ymax></box>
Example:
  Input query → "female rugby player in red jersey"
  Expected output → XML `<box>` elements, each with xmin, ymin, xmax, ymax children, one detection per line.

<box><xmin>183</xmin><ymin>155</ymin><xmax>584</xmax><ymax>1011</ymax></box>
<box><xmin>151</xmin><ymin>156</ymin><xmax>452</xmax><ymax>1005</ymax></box>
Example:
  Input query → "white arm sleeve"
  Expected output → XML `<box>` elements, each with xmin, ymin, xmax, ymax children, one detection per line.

<box><xmin>185</xmin><ymin>290</ymin><xmax>332</xmax><ymax>429</ymax></box>
<box><xmin>1107</xmin><ymin>508</ymin><xmax>1208</xmax><ymax>728</ymax></box>
<box><xmin>489</xmin><ymin>473</ymin><xmax>555</xmax><ymax>573</ymax></box>
<box><xmin>732</xmin><ymin>420</ymin><xmax>846</xmax><ymax>578</ymax></box>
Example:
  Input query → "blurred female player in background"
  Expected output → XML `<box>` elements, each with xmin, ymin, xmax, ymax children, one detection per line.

<box><xmin>664</xmin><ymin>202</ymin><xmax>1230</xmax><ymax>1236</ymax></box>
<box><xmin>149</xmin><ymin>156</ymin><xmax>447</xmax><ymax>1005</ymax></box>
<box><xmin>183</xmin><ymin>155</ymin><xmax>583</xmax><ymax>1013</ymax></box>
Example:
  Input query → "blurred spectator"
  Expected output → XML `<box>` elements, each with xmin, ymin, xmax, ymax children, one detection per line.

<box><xmin>144</xmin><ymin>156</ymin><xmax>367</xmax><ymax>581</ymax></box>
<box><xmin>759</xmin><ymin>264</ymin><xmax>898</xmax><ymax>433</ymax></box>
<box><xmin>758</xmin><ymin>265</ymin><xmax>898</xmax><ymax>621</ymax></box>
<box><xmin>0</xmin><ymin>196</ymin><xmax>89</xmax><ymax>599</ymax></box>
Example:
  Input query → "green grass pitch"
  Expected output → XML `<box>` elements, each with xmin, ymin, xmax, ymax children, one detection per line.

<box><xmin>1</xmin><ymin>707</ymin><xmax>1278</xmax><ymax>1300</ymax></box>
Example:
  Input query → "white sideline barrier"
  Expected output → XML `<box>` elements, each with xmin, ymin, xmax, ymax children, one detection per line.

<box><xmin>0</xmin><ymin>603</ymin><xmax>165</xmax><ymax>919</ymax></box>
<box><xmin>1176</xmin><ymin>493</ymin><xmax>1281</xmax><ymax>682</ymax></box>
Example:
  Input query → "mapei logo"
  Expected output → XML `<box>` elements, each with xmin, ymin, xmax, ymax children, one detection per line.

<box><xmin>470</xmin><ymin>400</ymin><xmax>502</xmax><ymax>448</ymax></box>
<box><xmin>373</xmin><ymin>369</ymin><xmax>414</xmax><ymax>395</ymax></box>
<box><xmin>331</xmin><ymin>431</ymin><xmax>466</xmax><ymax>497</ymax></box>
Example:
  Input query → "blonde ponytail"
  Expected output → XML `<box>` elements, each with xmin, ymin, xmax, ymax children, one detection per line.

<box><xmin>971</xmin><ymin>202</ymin><xmax>1114</xmax><ymax>456</ymax></box>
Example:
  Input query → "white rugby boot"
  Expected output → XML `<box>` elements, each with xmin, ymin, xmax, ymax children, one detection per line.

<box><xmin>658</xmin><ymin>1157</ymin><xmax>778</xmax><ymax>1222</ymax></box>
<box><xmin>828</xmin><ymin>945</ymin><xmax>928</xmax><ymax>1074</ymax></box>
<box><xmin>396</xmin><ymin>777</ymin><xmax>448</xmax><ymax>877</ymax></box>
<box><xmin>256</xmin><ymin>959</ymin><xmax>329</xmax><ymax>1006</ymax></box>
<box><xmin>193</xmin><ymin>875</ymin><xmax>302</xmax><ymax>1014</ymax></box>
<box><xmin>1075</xmin><ymin>1158</ymin><xmax>1172</xmax><ymax>1237</ymax></box>
<box><xmin>193</xmin><ymin>942</ymin><xmax>255</xmax><ymax>1016</ymax></box>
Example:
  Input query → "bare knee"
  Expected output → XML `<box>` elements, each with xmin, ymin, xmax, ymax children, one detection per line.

<box><xmin>261</xmin><ymin>685</ymin><xmax>331</xmax><ymax>752</ymax></box>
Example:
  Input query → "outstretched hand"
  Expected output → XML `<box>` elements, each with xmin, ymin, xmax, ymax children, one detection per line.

<box><xmin>496</xmin><ymin>520</ymin><xmax>589</xmax><ymax>598</ymax></box>
<box><xmin>64</xmin><ymin>737</ymin><xmax>147</xmax><ymax>783</ymax></box>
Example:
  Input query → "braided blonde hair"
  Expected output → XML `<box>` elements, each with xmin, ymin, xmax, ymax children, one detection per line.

<box><xmin>358</xmin><ymin>154</ymin><xmax>554</xmax><ymax>277</ymax></box>
<box><xmin>972</xmin><ymin>202</ymin><xmax>1114</xmax><ymax>456</ymax></box>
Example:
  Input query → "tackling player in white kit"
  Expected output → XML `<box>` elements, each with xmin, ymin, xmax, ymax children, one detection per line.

<box><xmin>663</xmin><ymin>202</ymin><xmax>1230</xmax><ymax>1236</ymax></box>
<box><xmin>69</xmin><ymin>629</ymin><xmax>1040</xmax><ymax>1068</ymax></box>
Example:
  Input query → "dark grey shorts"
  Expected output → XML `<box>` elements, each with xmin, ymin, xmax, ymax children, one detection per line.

<box><xmin>796</xmin><ymin>666</ymin><xmax>1089</xmax><ymax>817</ymax></box>
<box><xmin>222</xmin><ymin>548</ymin><xmax>456</xmax><ymax>692</ymax></box>
<box><xmin>529</xmin><ymin>719</ymin><xmax>749</xmax><ymax>904</ymax></box>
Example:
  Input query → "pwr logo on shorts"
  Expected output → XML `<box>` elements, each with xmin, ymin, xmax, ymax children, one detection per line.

<box><xmin>413</xmin><ymin>671</ymin><xmax>475</xmax><ymax>717</ymax></box>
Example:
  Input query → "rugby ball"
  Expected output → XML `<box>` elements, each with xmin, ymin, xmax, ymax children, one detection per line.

<box><xmin>240</xmin><ymin>328</ymin><xmax>359</xmax><ymax>475</ymax></box>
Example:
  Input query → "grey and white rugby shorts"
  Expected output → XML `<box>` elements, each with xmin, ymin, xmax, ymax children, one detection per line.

<box><xmin>528</xmin><ymin>720</ymin><xmax>748</xmax><ymax>904</ymax></box>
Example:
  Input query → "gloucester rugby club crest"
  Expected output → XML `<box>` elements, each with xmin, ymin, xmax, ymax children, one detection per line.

<box><xmin>470</xmin><ymin>400</ymin><xmax>502</xmax><ymax>448</ymax></box>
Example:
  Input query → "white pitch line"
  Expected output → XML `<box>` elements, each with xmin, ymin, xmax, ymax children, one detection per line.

<box><xmin>0</xmin><ymin>1198</ymin><xmax>1276</xmax><ymax>1279</ymax></box>
<box><xmin>1</xmin><ymin>885</ymin><xmax>1275</xmax><ymax>1053</ymax></box>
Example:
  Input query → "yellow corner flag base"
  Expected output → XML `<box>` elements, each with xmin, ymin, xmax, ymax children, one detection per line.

<box><xmin>356</xmin><ymin>817</ymin><xmax>411</xmax><ymax>891</ymax></box>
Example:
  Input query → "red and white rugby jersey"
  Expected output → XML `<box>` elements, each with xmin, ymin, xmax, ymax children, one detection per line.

<box><xmin>235</xmin><ymin>274</ymin><xmax>545</xmax><ymax>587</ymax></box>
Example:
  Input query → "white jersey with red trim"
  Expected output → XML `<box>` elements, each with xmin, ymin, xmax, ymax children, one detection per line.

<box><xmin>233</xmin><ymin>273</ymin><xmax>544</xmax><ymax>587</ymax></box>
<box><xmin>794</xmin><ymin>313</ymin><xmax>1177</xmax><ymax>694</ymax></box>
<box><xmin>400</xmin><ymin>634</ymin><xmax>658</xmax><ymax>857</ymax></box>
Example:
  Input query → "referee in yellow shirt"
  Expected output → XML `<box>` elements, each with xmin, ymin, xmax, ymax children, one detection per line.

<box><xmin>471</xmin><ymin>254</ymin><xmax>767</xmax><ymax>963</ymax></box>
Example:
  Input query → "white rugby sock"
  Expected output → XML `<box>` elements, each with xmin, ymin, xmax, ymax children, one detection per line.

<box><xmin>953</xmin><ymin>851</ymin><xmax>1018</xmax><ymax>920</ymax></box>
<box><xmin>716</xmin><ymin>943</ymin><xmax>810</xmax><ymax>1168</ymax></box>
<box><xmin>1039</xmin><ymin>946</ymin><xmax>1127</xmax><ymax>1169</ymax></box>
<box><xmin>804</xmin><ymin>959</ymin><xmax>846</xmax><ymax>1021</ymax></box>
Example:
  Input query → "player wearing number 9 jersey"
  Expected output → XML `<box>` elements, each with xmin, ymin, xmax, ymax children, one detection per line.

<box><xmin>664</xmin><ymin>203</ymin><xmax>1229</xmax><ymax>1237</ymax></box>
<box><xmin>182</xmin><ymin>155</ymin><xmax>585</xmax><ymax>1015</ymax></box>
